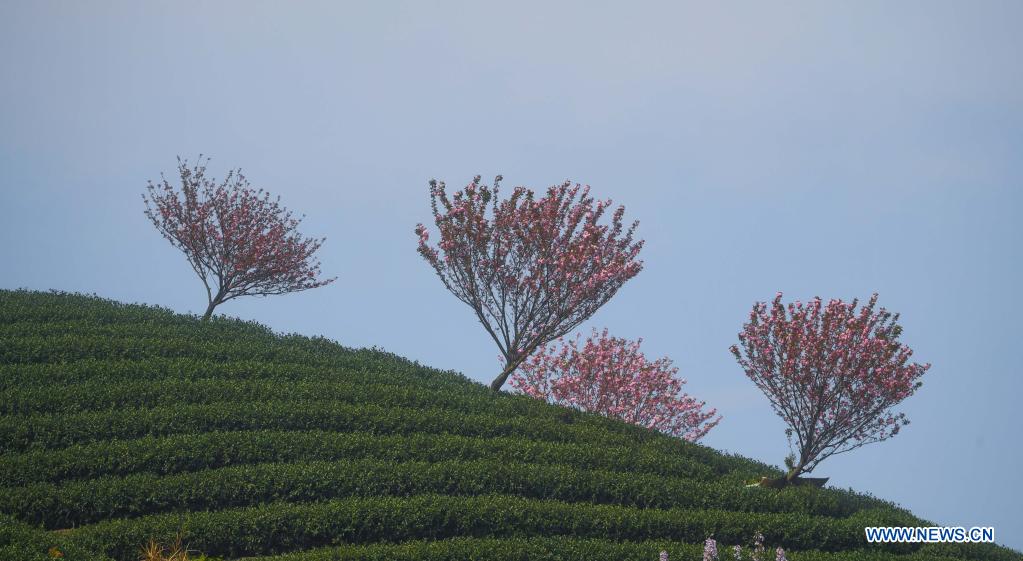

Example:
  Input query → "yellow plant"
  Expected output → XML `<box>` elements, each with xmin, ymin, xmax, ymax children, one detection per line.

<box><xmin>138</xmin><ymin>534</ymin><xmax>192</xmax><ymax>561</ymax></box>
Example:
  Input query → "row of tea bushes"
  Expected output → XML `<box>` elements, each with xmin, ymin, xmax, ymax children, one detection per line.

<box><xmin>66</xmin><ymin>494</ymin><xmax>916</xmax><ymax>560</ymax></box>
<box><xmin>2</xmin><ymin>457</ymin><xmax>908</xmax><ymax>528</ymax></box>
<box><xmin>0</xmin><ymin>429</ymin><xmax>716</xmax><ymax>487</ymax></box>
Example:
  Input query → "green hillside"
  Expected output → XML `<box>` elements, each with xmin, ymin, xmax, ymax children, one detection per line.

<box><xmin>0</xmin><ymin>290</ymin><xmax>1017</xmax><ymax>561</ymax></box>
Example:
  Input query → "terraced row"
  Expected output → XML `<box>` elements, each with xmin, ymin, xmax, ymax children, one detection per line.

<box><xmin>0</xmin><ymin>429</ymin><xmax>719</xmax><ymax>487</ymax></box>
<box><xmin>3</xmin><ymin>455</ymin><xmax>907</xmax><ymax>529</ymax></box>
<box><xmin>0</xmin><ymin>376</ymin><xmax>558</xmax><ymax>417</ymax></box>
<box><xmin>0</xmin><ymin>319</ymin><xmax>282</xmax><ymax>342</ymax></box>
<box><xmin>61</xmin><ymin>494</ymin><xmax>918</xmax><ymax>560</ymax></box>
<box><xmin>0</xmin><ymin>334</ymin><xmax>425</xmax><ymax>368</ymax></box>
<box><xmin>0</xmin><ymin>397</ymin><xmax>746</xmax><ymax>479</ymax></box>
<box><xmin>0</xmin><ymin>356</ymin><xmax>470</xmax><ymax>391</ymax></box>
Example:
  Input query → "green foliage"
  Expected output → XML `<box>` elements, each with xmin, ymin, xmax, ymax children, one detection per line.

<box><xmin>0</xmin><ymin>398</ymin><xmax>714</xmax><ymax>454</ymax></box>
<box><xmin>0</xmin><ymin>429</ymin><xmax>714</xmax><ymax>488</ymax></box>
<box><xmin>2</xmin><ymin>458</ymin><xmax>889</xmax><ymax>529</ymax></box>
<box><xmin>0</xmin><ymin>290</ymin><xmax>1017</xmax><ymax>561</ymax></box>
<box><xmin>0</xmin><ymin>513</ymin><xmax>111</xmax><ymax>561</ymax></box>
<box><xmin>66</xmin><ymin>494</ymin><xmax>913</xmax><ymax>559</ymax></box>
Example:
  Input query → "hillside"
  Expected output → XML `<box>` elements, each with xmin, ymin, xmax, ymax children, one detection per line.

<box><xmin>0</xmin><ymin>290</ymin><xmax>1018</xmax><ymax>561</ymax></box>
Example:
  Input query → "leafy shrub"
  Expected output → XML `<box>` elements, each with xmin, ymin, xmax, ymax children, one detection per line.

<box><xmin>1</xmin><ymin>290</ymin><xmax>1016</xmax><ymax>561</ymax></box>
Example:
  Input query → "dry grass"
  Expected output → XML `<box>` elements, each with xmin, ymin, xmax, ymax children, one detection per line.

<box><xmin>138</xmin><ymin>534</ymin><xmax>193</xmax><ymax>561</ymax></box>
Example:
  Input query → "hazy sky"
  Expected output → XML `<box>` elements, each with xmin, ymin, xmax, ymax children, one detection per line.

<box><xmin>2</xmin><ymin>0</ymin><xmax>1020</xmax><ymax>551</ymax></box>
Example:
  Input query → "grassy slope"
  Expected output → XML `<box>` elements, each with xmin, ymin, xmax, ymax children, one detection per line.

<box><xmin>0</xmin><ymin>290</ymin><xmax>1018</xmax><ymax>561</ymax></box>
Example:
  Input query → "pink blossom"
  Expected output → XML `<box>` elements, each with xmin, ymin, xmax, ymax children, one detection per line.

<box><xmin>416</xmin><ymin>176</ymin><xmax>643</xmax><ymax>391</ymax></box>
<box><xmin>143</xmin><ymin>157</ymin><xmax>334</xmax><ymax>320</ymax></box>
<box><xmin>510</xmin><ymin>328</ymin><xmax>719</xmax><ymax>441</ymax></box>
<box><xmin>730</xmin><ymin>293</ymin><xmax>930</xmax><ymax>479</ymax></box>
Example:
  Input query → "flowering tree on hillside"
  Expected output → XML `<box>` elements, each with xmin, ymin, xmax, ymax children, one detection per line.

<box><xmin>511</xmin><ymin>328</ymin><xmax>720</xmax><ymax>441</ymax></box>
<box><xmin>416</xmin><ymin>175</ymin><xmax>644</xmax><ymax>391</ymax></box>
<box><xmin>730</xmin><ymin>293</ymin><xmax>930</xmax><ymax>482</ymax></box>
<box><xmin>143</xmin><ymin>157</ymin><xmax>335</xmax><ymax>320</ymax></box>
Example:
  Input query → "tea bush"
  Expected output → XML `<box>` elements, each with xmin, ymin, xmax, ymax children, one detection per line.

<box><xmin>0</xmin><ymin>290</ymin><xmax>1016</xmax><ymax>561</ymax></box>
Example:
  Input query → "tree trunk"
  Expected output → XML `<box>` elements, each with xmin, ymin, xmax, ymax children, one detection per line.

<box><xmin>785</xmin><ymin>456</ymin><xmax>807</xmax><ymax>483</ymax></box>
<box><xmin>490</xmin><ymin>359</ymin><xmax>521</xmax><ymax>392</ymax></box>
<box><xmin>202</xmin><ymin>300</ymin><xmax>217</xmax><ymax>321</ymax></box>
<box><xmin>202</xmin><ymin>289</ymin><xmax>226</xmax><ymax>322</ymax></box>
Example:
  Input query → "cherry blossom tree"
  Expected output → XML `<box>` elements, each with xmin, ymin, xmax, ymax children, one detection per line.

<box><xmin>511</xmin><ymin>328</ymin><xmax>720</xmax><ymax>441</ymax></box>
<box><xmin>416</xmin><ymin>176</ymin><xmax>644</xmax><ymax>391</ymax></box>
<box><xmin>730</xmin><ymin>293</ymin><xmax>930</xmax><ymax>482</ymax></box>
<box><xmin>143</xmin><ymin>157</ymin><xmax>335</xmax><ymax>320</ymax></box>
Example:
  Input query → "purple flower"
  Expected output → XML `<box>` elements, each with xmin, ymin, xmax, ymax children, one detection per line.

<box><xmin>775</xmin><ymin>547</ymin><xmax>787</xmax><ymax>561</ymax></box>
<box><xmin>703</xmin><ymin>538</ymin><xmax>719</xmax><ymax>561</ymax></box>
<box><xmin>659</xmin><ymin>551</ymin><xmax>668</xmax><ymax>561</ymax></box>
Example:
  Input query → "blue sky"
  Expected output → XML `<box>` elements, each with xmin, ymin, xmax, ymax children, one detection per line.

<box><xmin>2</xmin><ymin>0</ymin><xmax>1020</xmax><ymax>551</ymax></box>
